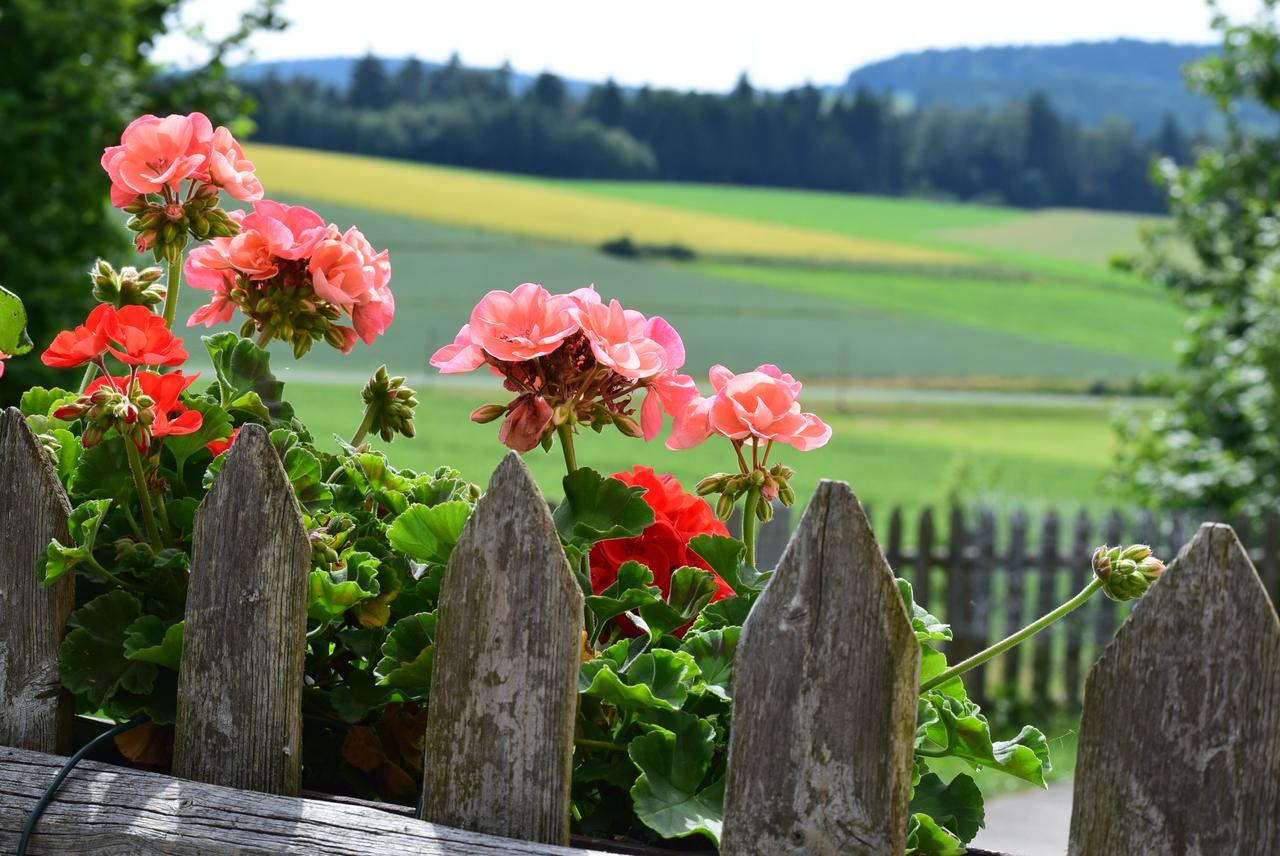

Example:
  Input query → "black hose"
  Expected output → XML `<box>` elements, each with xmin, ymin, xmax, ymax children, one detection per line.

<box><xmin>17</xmin><ymin>716</ymin><xmax>149</xmax><ymax>855</ymax></box>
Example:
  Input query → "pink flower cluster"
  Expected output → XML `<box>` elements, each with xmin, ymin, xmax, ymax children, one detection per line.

<box><xmin>185</xmin><ymin>201</ymin><xmax>394</xmax><ymax>350</ymax></box>
<box><xmin>670</xmin><ymin>364</ymin><xmax>831</xmax><ymax>452</ymax></box>
<box><xmin>101</xmin><ymin>112</ymin><xmax>263</xmax><ymax>207</ymax></box>
<box><xmin>430</xmin><ymin>284</ymin><xmax>697</xmax><ymax>452</ymax></box>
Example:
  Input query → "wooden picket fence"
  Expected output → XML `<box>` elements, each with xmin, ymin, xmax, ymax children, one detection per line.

<box><xmin>1</xmin><ymin>407</ymin><xmax>1278</xmax><ymax>854</ymax></box>
<box><xmin>741</xmin><ymin>500</ymin><xmax>1280</xmax><ymax>711</ymax></box>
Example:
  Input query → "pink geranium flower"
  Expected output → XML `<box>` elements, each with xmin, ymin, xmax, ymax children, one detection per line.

<box><xmin>101</xmin><ymin>112</ymin><xmax>213</xmax><ymax>207</ymax></box>
<box><xmin>430</xmin><ymin>283</ymin><xmax>578</xmax><ymax>372</ymax></box>
<box><xmin>669</xmin><ymin>364</ymin><xmax>831</xmax><ymax>452</ymax></box>
<box><xmin>207</xmin><ymin>127</ymin><xmax>264</xmax><ymax>202</ymax></box>
<box><xmin>309</xmin><ymin>225</ymin><xmax>391</xmax><ymax>307</ymax></box>
<box><xmin>569</xmin><ymin>292</ymin><xmax>678</xmax><ymax>381</ymax></box>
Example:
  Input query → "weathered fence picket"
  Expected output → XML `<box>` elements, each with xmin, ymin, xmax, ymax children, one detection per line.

<box><xmin>1069</xmin><ymin>524</ymin><xmax>1280</xmax><ymax>854</ymax></box>
<box><xmin>721</xmin><ymin>481</ymin><xmax>918</xmax><ymax>855</ymax></box>
<box><xmin>173</xmin><ymin>423</ymin><xmax>311</xmax><ymax>795</ymax></box>
<box><xmin>0</xmin><ymin>408</ymin><xmax>73</xmax><ymax>754</ymax></box>
<box><xmin>1002</xmin><ymin>508</ymin><xmax>1029</xmax><ymax>693</ymax></box>
<box><xmin>420</xmin><ymin>452</ymin><xmax>582</xmax><ymax>846</ymax></box>
<box><xmin>1031</xmin><ymin>509</ymin><xmax>1059</xmax><ymax>704</ymax></box>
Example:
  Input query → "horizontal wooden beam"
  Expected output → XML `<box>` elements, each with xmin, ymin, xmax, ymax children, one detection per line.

<box><xmin>0</xmin><ymin>746</ymin><xmax>613</xmax><ymax>856</ymax></box>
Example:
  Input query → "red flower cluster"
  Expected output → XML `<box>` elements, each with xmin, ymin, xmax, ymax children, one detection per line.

<box><xmin>41</xmin><ymin>305</ymin><xmax>187</xmax><ymax>369</ymax></box>
<box><xmin>590</xmin><ymin>466</ymin><xmax>733</xmax><ymax>637</ymax></box>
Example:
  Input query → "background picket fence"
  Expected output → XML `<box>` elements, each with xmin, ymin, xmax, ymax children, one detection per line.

<box><xmin>1</xmin><ymin>407</ymin><xmax>1277</xmax><ymax>855</ymax></box>
<box><xmin>740</xmin><ymin>500</ymin><xmax>1280</xmax><ymax>711</ymax></box>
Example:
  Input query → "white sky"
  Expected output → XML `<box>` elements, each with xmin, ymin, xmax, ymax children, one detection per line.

<box><xmin>154</xmin><ymin>0</ymin><xmax>1268</xmax><ymax>92</ymax></box>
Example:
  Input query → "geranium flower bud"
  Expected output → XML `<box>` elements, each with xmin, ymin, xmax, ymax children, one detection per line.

<box><xmin>695</xmin><ymin>473</ymin><xmax>732</xmax><ymax>496</ymax></box>
<box><xmin>755</xmin><ymin>498</ymin><xmax>774</xmax><ymax>523</ymax></box>
<box><xmin>612</xmin><ymin>411</ymin><xmax>643</xmax><ymax>439</ymax></box>
<box><xmin>715</xmin><ymin>493</ymin><xmax>735</xmax><ymax>521</ymax></box>
<box><xmin>360</xmin><ymin>365</ymin><xmax>419</xmax><ymax>443</ymax></box>
<box><xmin>470</xmin><ymin>404</ymin><xmax>507</xmax><ymax>424</ymax></box>
<box><xmin>1093</xmin><ymin>544</ymin><xmax>1166</xmax><ymax>601</ymax></box>
<box><xmin>760</xmin><ymin>476</ymin><xmax>780</xmax><ymax>502</ymax></box>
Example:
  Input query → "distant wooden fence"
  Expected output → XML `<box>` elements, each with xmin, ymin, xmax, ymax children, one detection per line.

<box><xmin>1</xmin><ymin>406</ymin><xmax>1278</xmax><ymax>854</ymax></box>
<box><xmin>738</xmin><ymin>500</ymin><xmax>1280</xmax><ymax>711</ymax></box>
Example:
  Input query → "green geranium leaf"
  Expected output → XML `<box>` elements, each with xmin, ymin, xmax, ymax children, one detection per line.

<box><xmin>37</xmin><ymin>498</ymin><xmax>111</xmax><ymax>586</ymax></box>
<box><xmin>554</xmin><ymin>467</ymin><xmax>654</xmax><ymax>550</ymax></box>
<box><xmin>376</xmin><ymin>611</ymin><xmax>438</xmax><ymax>692</ymax></box>
<box><xmin>906</xmin><ymin>812</ymin><xmax>967</xmax><ymax>856</ymax></box>
<box><xmin>163</xmin><ymin>398</ymin><xmax>233</xmax><ymax>478</ymax></box>
<box><xmin>690</xmin><ymin>596</ymin><xmax>752</xmax><ymax>632</ymax></box>
<box><xmin>629</xmin><ymin>711</ymin><xmax>724</xmax><ymax>843</ymax></box>
<box><xmin>920</xmin><ymin>646</ymin><xmax>965</xmax><ymax>700</ymax></box>
<box><xmin>70</xmin><ymin>437</ymin><xmax>134</xmax><ymax>503</ymax></box>
<box><xmin>898</xmin><ymin>578</ymin><xmax>952</xmax><ymax>642</ymax></box>
<box><xmin>991</xmin><ymin>725</ymin><xmax>1052</xmax><ymax>787</ymax></box>
<box><xmin>585</xmin><ymin>560</ymin><xmax>662</xmax><ymax>629</ymax></box>
<box><xmin>688</xmin><ymin>534</ymin><xmax>764</xmax><ymax>595</ymax></box>
<box><xmin>910</xmin><ymin>773</ymin><xmax>984</xmax><ymax>844</ymax></box>
<box><xmin>123</xmin><ymin>616</ymin><xmax>185</xmax><ymax>671</ymax></box>
<box><xmin>59</xmin><ymin>591</ymin><xmax>156</xmax><ymax>707</ymax></box>
<box><xmin>202</xmin><ymin>332</ymin><xmax>293</xmax><ymax>420</ymax></box>
<box><xmin>679</xmin><ymin>627</ymin><xmax>739</xmax><ymax>701</ymax></box>
<box><xmin>21</xmin><ymin>387</ymin><xmax>78</xmax><ymax>435</ymax></box>
<box><xmin>329</xmin><ymin>668</ymin><xmax>396</xmax><ymax>723</ymax></box>
<box><xmin>638</xmin><ymin>566</ymin><xmax>718</xmax><ymax>636</ymax></box>
<box><xmin>0</xmin><ymin>286</ymin><xmax>33</xmax><ymax>355</ymax></box>
<box><xmin>387</xmin><ymin>501</ymin><xmax>471</xmax><ymax>565</ymax></box>
<box><xmin>46</xmin><ymin>428</ymin><xmax>82</xmax><ymax>483</ymax></box>
<box><xmin>309</xmin><ymin>551</ymin><xmax>381</xmax><ymax>621</ymax></box>
<box><xmin>580</xmin><ymin>644</ymin><xmax>700</xmax><ymax>712</ymax></box>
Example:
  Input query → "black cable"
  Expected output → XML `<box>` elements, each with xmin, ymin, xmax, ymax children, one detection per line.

<box><xmin>17</xmin><ymin>716</ymin><xmax>149</xmax><ymax>855</ymax></box>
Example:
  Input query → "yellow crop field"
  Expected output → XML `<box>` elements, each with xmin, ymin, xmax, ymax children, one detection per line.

<box><xmin>245</xmin><ymin>144</ymin><xmax>966</xmax><ymax>266</ymax></box>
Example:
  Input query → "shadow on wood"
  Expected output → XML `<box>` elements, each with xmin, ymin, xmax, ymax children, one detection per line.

<box><xmin>721</xmin><ymin>480</ymin><xmax>919</xmax><ymax>856</ymax></box>
<box><xmin>421</xmin><ymin>452</ymin><xmax>582</xmax><ymax>846</ymax></box>
<box><xmin>1069</xmin><ymin>523</ymin><xmax>1280</xmax><ymax>854</ymax></box>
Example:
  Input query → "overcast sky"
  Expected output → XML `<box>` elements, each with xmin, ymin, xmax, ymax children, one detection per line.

<box><xmin>153</xmin><ymin>0</ymin><xmax>1267</xmax><ymax>91</ymax></box>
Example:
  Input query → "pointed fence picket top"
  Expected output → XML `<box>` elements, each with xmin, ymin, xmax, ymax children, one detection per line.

<box><xmin>721</xmin><ymin>480</ymin><xmax>919</xmax><ymax>856</ymax></box>
<box><xmin>1068</xmin><ymin>524</ymin><xmax>1280</xmax><ymax>854</ymax></box>
<box><xmin>420</xmin><ymin>452</ymin><xmax>582</xmax><ymax>846</ymax></box>
<box><xmin>0</xmin><ymin>408</ymin><xmax>74</xmax><ymax>754</ymax></box>
<box><xmin>173</xmin><ymin>423</ymin><xmax>310</xmax><ymax>795</ymax></box>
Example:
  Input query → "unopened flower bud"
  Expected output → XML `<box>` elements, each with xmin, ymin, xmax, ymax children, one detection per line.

<box><xmin>360</xmin><ymin>365</ymin><xmax>419</xmax><ymax>442</ymax></box>
<box><xmin>1093</xmin><ymin>544</ymin><xmax>1166</xmax><ymax>601</ymax></box>
<box><xmin>471</xmin><ymin>403</ymin><xmax>507</xmax><ymax>424</ymax></box>
<box><xmin>612</xmin><ymin>411</ymin><xmax>643</xmax><ymax>439</ymax></box>
<box><xmin>695</xmin><ymin>473</ymin><xmax>732</xmax><ymax>496</ymax></box>
<box><xmin>715</xmin><ymin>493</ymin><xmax>735</xmax><ymax>521</ymax></box>
<box><xmin>755</xmin><ymin>499</ymin><xmax>774</xmax><ymax>523</ymax></box>
<box><xmin>760</xmin><ymin>476</ymin><xmax>779</xmax><ymax>502</ymax></box>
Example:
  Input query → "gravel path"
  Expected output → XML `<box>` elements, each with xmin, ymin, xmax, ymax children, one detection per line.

<box><xmin>971</xmin><ymin>779</ymin><xmax>1073</xmax><ymax>856</ymax></box>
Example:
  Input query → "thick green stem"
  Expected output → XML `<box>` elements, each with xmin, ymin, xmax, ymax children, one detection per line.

<box><xmin>349</xmin><ymin>402</ymin><xmax>377</xmax><ymax>447</ymax></box>
<box><xmin>78</xmin><ymin>364</ymin><xmax>98</xmax><ymax>394</ymax></box>
<box><xmin>256</xmin><ymin>327</ymin><xmax>272</xmax><ymax>349</ymax></box>
<box><xmin>920</xmin><ymin>577</ymin><xmax>1105</xmax><ymax>694</ymax></box>
<box><xmin>124</xmin><ymin>441</ymin><xmax>162</xmax><ymax>548</ymax></box>
<box><xmin>161</xmin><ymin>246</ymin><xmax>183</xmax><ymax>329</ymax></box>
<box><xmin>742</xmin><ymin>485</ymin><xmax>761</xmax><ymax>569</ymax></box>
<box><xmin>574</xmin><ymin>737</ymin><xmax>627</xmax><ymax>754</ymax></box>
<box><xmin>556</xmin><ymin>423</ymin><xmax>578</xmax><ymax>474</ymax></box>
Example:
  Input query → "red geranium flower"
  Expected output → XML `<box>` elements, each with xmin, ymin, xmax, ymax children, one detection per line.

<box><xmin>104</xmin><ymin>305</ymin><xmax>188</xmax><ymax>367</ymax></box>
<box><xmin>40</xmin><ymin>304</ymin><xmax>114</xmax><ymax>368</ymax></box>
<box><xmin>590</xmin><ymin>466</ymin><xmax>733</xmax><ymax>637</ymax></box>
<box><xmin>206</xmin><ymin>426</ymin><xmax>239</xmax><ymax>457</ymax></box>
<box><xmin>87</xmin><ymin>371</ymin><xmax>203</xmax><ymax>442</ymax></box>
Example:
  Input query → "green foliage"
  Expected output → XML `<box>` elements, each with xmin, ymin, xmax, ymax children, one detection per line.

<box><xmin>203</xmin><ymin>332</ymin><xmax>294</xmax><ymax>420</ymax></box>
<box><xmin>375</xmin><ymin>612</ymin><xmax>437</xmax><ymax>693</ymax></box>
<box><xmin>554</xmin><ymin>466</ymin><xmax>655</xmax><ymax>550</ymax></box>
<box><xmin>386</xmin><ymin>501</ymin><xmax>470</xmax><ymax>564</ymax></box>
<box><xmin>0</xmin><ymin>0</ymin><xmax>279</xmax><ymax>399</ymax></box>
<box><xmin>628</xmin><ymin>713</ymin><xmax>725</xmax><ymax>842</ymax></box>
<box><xmin>37</xmin><ymin>499</ymin><xmax>111</xmax><ymax>585</ymax></box>
<box><xmin>0</xmin><ymin>287</ymin><xmax>33</xmax><ymax>357</ymax></box>
<box><xmin>1116</xmin><ymin>2</ymin><xmax>1280</xmax><ymax>516</ymax></box>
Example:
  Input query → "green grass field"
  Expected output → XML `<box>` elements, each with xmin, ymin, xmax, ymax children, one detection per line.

<box><xmin>166</xmin><ymin>144</ymin><xmax>1178</xmax><ymax>514</ymax></box>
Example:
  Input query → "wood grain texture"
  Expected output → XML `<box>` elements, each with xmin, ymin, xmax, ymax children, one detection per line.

<box><xmin>420</xmin><ymin>452</ymin><xmax>582</xmax><ymax>846</ymax></box>
<box><xmin>720</xmin><ymin>480</ymin><xmax>919</xmax><ymax>856</ymax></box>
<box><xmin>1068</xmin><ymin>523</ymin><xmax>1280</xmax><ymax>855</ymax></box>
<box><xmin>0</xmin><ymin>746</ymin><xmax>609</xmax><ymax>855</ymax></box>
<box><xmin>0</xmin><ymin>407</ymin><xmax>73</xmax><ymax>754</ymax></box>
<box><xmin>173</xmin><ymin>423</ymin><xmax>309</xmax><ymax>796</ymax></box>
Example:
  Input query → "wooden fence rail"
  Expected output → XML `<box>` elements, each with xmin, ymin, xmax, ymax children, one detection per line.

<box><xmin>2</xmin><ymin>420</ymin><xmax>1278</xmax><ymax>854</ymax></box>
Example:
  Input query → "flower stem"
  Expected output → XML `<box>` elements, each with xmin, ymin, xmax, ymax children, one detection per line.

<box><xmin>349</xmin><ymin>402</ymin><xmax>377</xmax><ymax>447</ymax></box>
<box><xmin>256</xmin><ymin>328</ymin><xmax>272</xmax><ymax>349</ymax></box>
<box><xmin>920</xmin><ymin>577</ymin><xmax>1105</xmax><ymax>694</ymax></box>
<box><xmin>161</xmin><ymin>246</ymin><xmax>183</xmax><ymax>329</ymax></box>
<box><xmin>78</xmin><ymin>363</ymin><xmax>98</xmax><ymax>394</ymax></box>
<box><xmin>742</xmin><ymin>484</ymin><xmax>761</xmax><ymax>569</ymax></box>
<box><xmin>124</xmin><ymin>441</ymin><xmax>162</xmax><ymax>549</ymax></box>
<box><xmin>574</xmin><ymin>737</ymin><xmax>627</xmax><ymax>754</ymax></box>
<box><xmin>556</xmin><ymin>423</ymin><xmax>578</xmax><ymax>475</ymax></box>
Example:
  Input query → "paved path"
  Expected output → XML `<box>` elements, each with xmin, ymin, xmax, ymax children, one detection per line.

<box><xmin>971</xmin><ymin>779</ymin><xmax>1073</xmax><ymax>856</ymax></box>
